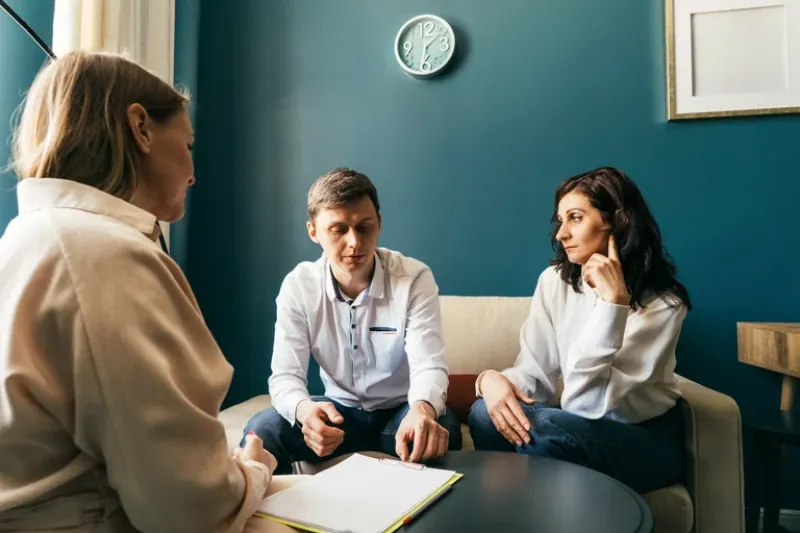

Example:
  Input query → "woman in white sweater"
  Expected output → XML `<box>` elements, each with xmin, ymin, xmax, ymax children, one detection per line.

<box><xmin>0</xmin><ymin>51</ymin><xmax>282</xmax><ymax>532</ymax></box>
<box><xmin>467</xmin><ymin>167</ymin><xmax>692</xmax><ymax>494</ymax></box>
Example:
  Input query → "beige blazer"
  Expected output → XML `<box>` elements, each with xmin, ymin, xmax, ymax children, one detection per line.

<box><xmin>0</xmin><ymin>179</ymin><xmax>271</xmax><ymax>532</ymax></box>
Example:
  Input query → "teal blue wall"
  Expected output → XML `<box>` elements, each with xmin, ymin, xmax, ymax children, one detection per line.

<box><xmin>185</xmin><ymin>0</ymin><xmax>800</xmax><ymax>505</ymax></box>
<box><xmin>186</xmin><ymin>0</ymin><xmax>800</xmax><ymax>408</ymax></box>
<box><xmin>0</xmin><ymin>0</ymin><xmax>54</xmax><ymax>233</ymax></box>
<box><xmin>170</xmin><ymin>0</ymin><xmax>202</xmax><ymax>270</ymax></box>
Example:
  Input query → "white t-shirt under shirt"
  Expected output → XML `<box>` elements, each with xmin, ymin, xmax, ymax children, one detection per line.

<box><xmin>480</xmin><ymin>265</ymin><xmax>687</xmax><ymax>424</ymax></box>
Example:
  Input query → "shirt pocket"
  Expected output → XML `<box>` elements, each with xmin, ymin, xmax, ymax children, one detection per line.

<box><xmin>368</xmin><ymin>327</ymin><xmax>403</xmax><ymax>372</ymax></box>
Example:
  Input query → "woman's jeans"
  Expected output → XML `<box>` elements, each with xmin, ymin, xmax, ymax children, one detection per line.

<box><xmin>467</xmin><ymin>399</ymin><xmax>685</xmax><ymax>494</ymax></box>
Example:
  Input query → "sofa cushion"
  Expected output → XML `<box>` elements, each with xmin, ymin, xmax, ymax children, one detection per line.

<box><xmin>439</xmin><ymin>296</ymin><xmax>531</xmax><ymax>375</ymax></box>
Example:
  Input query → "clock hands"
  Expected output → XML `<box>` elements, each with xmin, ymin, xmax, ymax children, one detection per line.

<box><xmin>419</xmin><ymin>34</ymin><xmax>437</xmax><ymax>72</ymax></box>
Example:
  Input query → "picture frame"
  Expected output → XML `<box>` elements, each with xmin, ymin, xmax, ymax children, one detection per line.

<box><xmin>666</xmin><ymin>0</ymin><xmax>800</xmax><ymax>120</ymax></box>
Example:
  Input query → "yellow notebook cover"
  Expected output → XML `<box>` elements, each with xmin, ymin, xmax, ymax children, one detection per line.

<box><xmin>255</xmin><ymin>454</ymin><xmax>463</xmax><ymax>533</ymax></box>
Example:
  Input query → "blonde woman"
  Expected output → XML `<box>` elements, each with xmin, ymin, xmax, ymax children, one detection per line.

<box><xmin>0</xmin><ymin>51</ymin><xmax>289</xmax><ymax>532</ymax></box>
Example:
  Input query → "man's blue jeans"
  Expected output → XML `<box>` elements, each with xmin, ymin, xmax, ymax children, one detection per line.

<box><xmin>242</xmin><ymin>396</ymin><xmax>463</xmax><ymax>474</ymax></box>
<box><xmin>467</xmin><ymin>399</ymin><xmax>685</xmax><ymax>494</ymax></box>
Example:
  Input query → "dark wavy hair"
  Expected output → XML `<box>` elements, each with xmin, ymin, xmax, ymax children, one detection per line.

<box><xmin>550</xmin><ymin>167</ymin><xmax>691</xmax><ymax>311</ymax></box>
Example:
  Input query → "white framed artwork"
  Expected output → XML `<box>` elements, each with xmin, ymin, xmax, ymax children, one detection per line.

<box><xmin>666</xmin><ymin>0</ymin><xmax>800</xmax><ymax>119</ymax></box>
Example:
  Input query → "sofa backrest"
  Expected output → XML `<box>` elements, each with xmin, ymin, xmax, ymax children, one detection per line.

<box><xmin>439</xmin><ymin>295</ymin><xmax>531</xmax><ymax>374</ymax></box>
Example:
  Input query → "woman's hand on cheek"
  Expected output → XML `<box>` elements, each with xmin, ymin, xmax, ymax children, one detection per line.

<box><xmin>582</xmin><ymin>235</ymin><xmax>630</xmax><ymax>306</ymax></box>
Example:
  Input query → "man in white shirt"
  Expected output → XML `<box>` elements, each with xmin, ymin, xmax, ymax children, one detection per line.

<box><xmin>243</xmin><ymin>168</ymin><xmax>461</xmax><ymax>473</ymax></box>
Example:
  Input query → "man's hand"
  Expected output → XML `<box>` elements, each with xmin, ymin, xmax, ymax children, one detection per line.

<box><xmin>296</xmin><ymin>400</ymin><xmax>345</xmax><ymax>457</ymax></box>
<box><xmin>480</xmin><ymin>371</ymin><xmax>534</xmax><ymax>447</ymax></box>
<box><xmin>395</xmin><ymin>402</ymin><xmax>449</xmax><ymax>463</ymax></box>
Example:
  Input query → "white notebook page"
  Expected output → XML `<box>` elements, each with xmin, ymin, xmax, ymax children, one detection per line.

<box><xmin>257</xmin><ymin>454</ymin><xmax>457</xmax><ymax>533</ymax></box>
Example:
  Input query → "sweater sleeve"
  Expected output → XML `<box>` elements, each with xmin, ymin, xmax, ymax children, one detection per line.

<box><xmin>559</xmin><ymin>295</ymin><xmax>687</xmax><ymax>419</ymax></box>
<box><xmin>72</xmin><ymin>244</ymin><xmax>271</xmax><ymax>533</ymax></box>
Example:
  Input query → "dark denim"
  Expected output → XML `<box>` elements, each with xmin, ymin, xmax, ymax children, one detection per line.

<box><xmin>242</xmin><ymin>396</ymin><xmax>463</xmax><ymax>474</ymax></box>
<box><xmin>467</xmin><ymin>399</ymin><xmax>685</xmax><ymax>494</ymax></box>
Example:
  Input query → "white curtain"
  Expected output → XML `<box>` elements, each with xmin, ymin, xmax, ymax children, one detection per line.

<box><xmin>52</xmin><ymin>0</ymin><xmax>176</xmax><ymax>249</ymax></box>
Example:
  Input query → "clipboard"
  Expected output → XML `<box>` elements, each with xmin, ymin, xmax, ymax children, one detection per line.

<box><xmin>256</xmin><ymin>454</ymin><xmax>463</xmax><ymax>533</ymax></box>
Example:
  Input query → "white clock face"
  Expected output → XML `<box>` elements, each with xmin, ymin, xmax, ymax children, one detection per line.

<box><xmin>394</xmin><ymin>15</ymin><xmax>455</xmax><ymax>77</ymax></box>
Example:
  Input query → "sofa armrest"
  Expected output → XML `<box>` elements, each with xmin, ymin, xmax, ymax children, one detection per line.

<box><xmin>677</xmin><ymin>376</ymin><xmax>744</xmax><ymax>533</ymax></box>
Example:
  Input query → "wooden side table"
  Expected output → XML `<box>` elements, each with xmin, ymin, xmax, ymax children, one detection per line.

<box><xmin>738</xmin><ymin>322</ymin><xmax>800</xmax><ymax>533</ymax></box>
<box><xmin>738</xmin><ymin>322</ymin><xmax>799</xmax><ymax>411</ymax></box>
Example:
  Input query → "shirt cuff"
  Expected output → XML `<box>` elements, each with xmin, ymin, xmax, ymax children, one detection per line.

<box><xmin>278</xmin><ymin>390</ymin><xmax>313</xmax><ymax>427</ymax></box>
<box><xmin>476</xmin><ymin>369</ymin><xmax>528</xmax><ymax>397</ymax></box>
<box><xmin>474</xmin><ymin>369</ymin><xmax>500</xmax><ymax>397</ymax></box>
<box><xmin>408</xmin><ymin>385</ymin><xmax>446</xmax><ymax>419</ymax></box>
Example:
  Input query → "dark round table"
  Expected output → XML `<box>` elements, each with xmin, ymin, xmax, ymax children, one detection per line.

<box><xmin>406</xmin><ymin>451</ymin><xmax>653</xmax><ymax>533</ymax></box>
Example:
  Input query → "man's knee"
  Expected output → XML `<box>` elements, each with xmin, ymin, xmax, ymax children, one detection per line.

<box><xmin>437</xmin><ymin>409</ymin><xmax>463</xmax><ymax>451</ymax></box>
<box><xmin>241</xmin><ymin>407</ymin><xmax>290</xmax><ymax>448</ymax></box>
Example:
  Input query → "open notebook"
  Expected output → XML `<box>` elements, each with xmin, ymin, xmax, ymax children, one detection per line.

<box><xmin>256</xmin><ymin>454</ymin><xmax>463</xmax><ymax>533</ymax></box>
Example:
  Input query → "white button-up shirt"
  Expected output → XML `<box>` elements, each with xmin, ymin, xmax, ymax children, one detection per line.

<box><xmin>485</xmin><ymin>266</ymin><xmax>686</xmax><ymax>424</ymax></box>
<box><xmin>268</xmin><ymin>248</ymin><xmax>449</xmax><ymax>425</ymax></box>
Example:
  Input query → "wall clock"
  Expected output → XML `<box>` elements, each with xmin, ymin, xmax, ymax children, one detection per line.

<box><xmin>394</xmin><ymin>14</ymin><xmax>456</xmax><ymax>78</ymax></box>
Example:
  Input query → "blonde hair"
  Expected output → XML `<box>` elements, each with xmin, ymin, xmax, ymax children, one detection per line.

<box><xmin>10</xmin><ymin>50</ymin><xmax>189</xmax><ymax>201</ymax></box>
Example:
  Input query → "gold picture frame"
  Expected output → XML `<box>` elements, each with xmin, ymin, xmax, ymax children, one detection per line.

<box><xmin>666</xmin><ymin>0</ymin><xmax>800</xmax><ymax>120</ymax></box>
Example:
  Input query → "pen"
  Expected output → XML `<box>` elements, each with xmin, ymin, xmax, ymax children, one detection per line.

<box><xmin>402</xmin><ymin>485</ymin><xmax>453</xmax><ymax>526</ymax></box>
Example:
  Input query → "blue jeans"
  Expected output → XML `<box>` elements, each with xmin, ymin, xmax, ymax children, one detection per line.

<box><xmin>467</xmin><ymin>399</ymin><xmax>685</xmax><ymax>494</ymax></box>
<box><xmin>242</xmin><ymin>396</ymin><xmax>463</xmax><ymax>474</ymax></box>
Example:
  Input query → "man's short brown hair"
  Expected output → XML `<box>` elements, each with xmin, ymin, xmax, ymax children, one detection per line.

<box><xmin>307</xmin><ymin>168</ymin><xmax>381</xmax><ymax>221</ymax></box>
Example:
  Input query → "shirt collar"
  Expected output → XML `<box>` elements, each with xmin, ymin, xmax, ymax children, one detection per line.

<box><xmin>16</xmin><ymin>178</ymin><xmax>161</xmax><ymax>241</ymax></box>
<box><xmin>324</xmin><ymin>251</ymin><xmax>386</xmax><ymax>303</ymax></box>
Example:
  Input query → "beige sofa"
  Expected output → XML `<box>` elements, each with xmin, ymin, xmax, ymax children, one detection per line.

<box><xmin>219</xmin><ymin>295</ymin><xmax>745</xmax><ymax>533</ymax></box>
